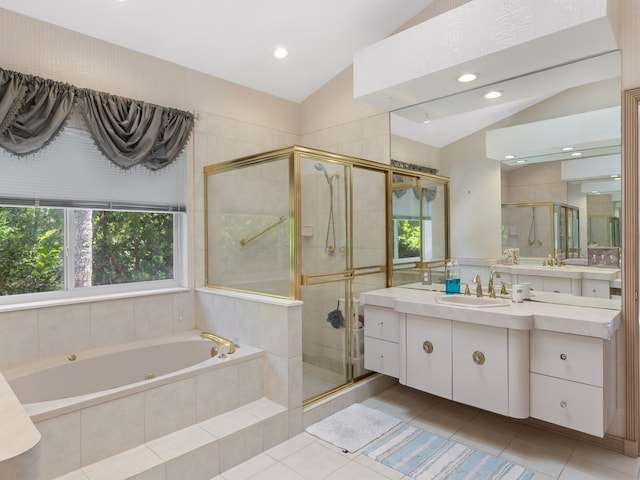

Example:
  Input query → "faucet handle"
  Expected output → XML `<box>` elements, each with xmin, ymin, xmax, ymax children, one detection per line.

<box><xmin>463</xmin><ymin>283</ymin><xmax>470</xmax><ymax>296</ymax></box>
<box><xmin>500</xmin><ymin>282</ymin><xmax>508</xmax><ymax>296</ymax></box>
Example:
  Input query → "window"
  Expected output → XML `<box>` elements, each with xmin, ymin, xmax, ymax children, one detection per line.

<box><xmin>0</xmin><ymin>207</ymin><xmax>178</xmax><ymax>297</ymax></box>
<box><xmin>0</xmin><ymin>125</ymin><xmax>186</xmax><ymax>303</ymax></box>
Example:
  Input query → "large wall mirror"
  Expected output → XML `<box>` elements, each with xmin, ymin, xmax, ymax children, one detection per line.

<box><xmin>390</xmin><ymin>50</ymin><xmax>622</xmax><ymax>304</ymax></box>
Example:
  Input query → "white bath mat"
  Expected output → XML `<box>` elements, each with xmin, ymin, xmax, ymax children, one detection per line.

<box><xmin>305</xmin><ymin>403</ymin><xmax>401</xmax><ymax>453</ymax></box>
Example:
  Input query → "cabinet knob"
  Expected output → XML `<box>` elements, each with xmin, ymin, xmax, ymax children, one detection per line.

<box><xmin>560</xmin><ymin>400</ymin><xmax>567</xmax><ymax>408</ymax></box>
<box><xmin>472</xmin><ymin>350</ymin><xmax>485</xmax><ymax>365</ymax></box>
<box><xmin>560</xmin><ymin>353</ymin><xmax>567</xmax><ymax>361</ymax></box>
<box><xmin>378</xmin><ymin>321</ymin><xmax>384</xmax><ymax>326</ymax></box>
<box><xmin>423</xmin><ymin>341</ymin><xmax>434</xmax><ymax>354</ymax></box>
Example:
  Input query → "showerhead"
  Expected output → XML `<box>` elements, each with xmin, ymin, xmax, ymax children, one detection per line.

<box><xmin>314</xmin><ymin>162</ymin><xmax>332</xmax><ymax>185</ymax></box>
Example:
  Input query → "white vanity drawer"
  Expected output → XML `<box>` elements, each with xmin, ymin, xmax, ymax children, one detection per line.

<box><xmin>364</xmin><ymin>337</ymin><xmax>399</xmax><ymax>378</ymax></box>
<box><xmin>530</xmin><ymin>330</ymin><xmax>603</xmax><ymax>386</ymax></box>
<box><xmin>364</xmin><ymin>306</ymin><xmax>400</xmax><ymax>343</ymax></box>
<box><xmin>582</xmin><ymin>279</ymin><xmax>611</xmax><ymax>299</ymax></box>
<box><xmin>530</xmin><ymin>373</ymin><xmax>604</xmax><ymax>437</ymax></box>
<box><xmin>543</xmin><ymin>277</ymin><xmax>573</xmax><ymax>294</ymax></box>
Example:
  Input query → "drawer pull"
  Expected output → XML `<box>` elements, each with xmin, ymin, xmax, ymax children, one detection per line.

<box><xmin>560</xmin><ymin>400</ymin><xmax>567</xmax><ymax>408</ymax></box>
<box><xmin>472</xmin><ymin>351</ymin><xmax>485</xmax><ymax>365</ymax></box>
<box><xmin>560</xmin><ymin>353</ymin><xmax>567</xmax><ymax>361</ymax></box>
<box><xmin>423</xmin><ymin>341</ymin><xmax>434</xmax><ymax>354</ymax></box>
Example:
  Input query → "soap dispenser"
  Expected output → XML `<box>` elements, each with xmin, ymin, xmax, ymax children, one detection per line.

<box><xmin>445</xmin><ymin>261</ymin><xmax>460</xmax><ymax>295</ymax></box>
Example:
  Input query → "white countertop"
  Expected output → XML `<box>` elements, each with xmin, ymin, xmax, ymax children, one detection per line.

<box><xmin>361</xmin><ymin>287</ymin><xmax>621</xmax><ymax>339</ymax></box>
<box><xmin>0</xmin><ymin>372</ymin><xmax>40</xmax><ymax>463</ymax></box>
<box><xmin>491</xmin><ymin>264</ymin><xmax>620</xmax><ymax>281</ymax></box>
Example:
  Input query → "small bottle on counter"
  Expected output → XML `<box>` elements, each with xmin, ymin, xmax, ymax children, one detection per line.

<box><xmin>445</xmin><ymin>261</ymin><xmax>460</xmax><ymax>295</ymax></box>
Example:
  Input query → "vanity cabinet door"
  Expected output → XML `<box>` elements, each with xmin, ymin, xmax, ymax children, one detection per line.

<box><xmin>452</xmin><ymin>323</ymin><xmax>508</xmax><ymax>416</ymax></box>
<box><xmin>543</xmin><ymin>277</ymin><xmax>573</xmax><ymax>294</ymax></box>
<box><xmin>405</xmin><ymin>314</ymin><xmax>452</xmax><ymax>399</ymax></box>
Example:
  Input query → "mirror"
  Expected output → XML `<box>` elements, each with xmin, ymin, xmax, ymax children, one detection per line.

<box><xmin>390</xmin><ymin>171</ymin><xmax>449</xmax><ymax>286</ymax></box>
<box><xmin>390</xmin><ymin>51</ymin><xmax>621</xmax><ymax>302</ymax></box>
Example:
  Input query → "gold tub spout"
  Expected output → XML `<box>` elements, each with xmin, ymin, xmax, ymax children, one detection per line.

<box><xmin>200</xmin><ymin>331</ymin><xmax>236</xmax><ymax>355</ymax></box>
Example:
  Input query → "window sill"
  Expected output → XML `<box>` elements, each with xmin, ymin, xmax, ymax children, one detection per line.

<box><xmin>0</xmin><ymin>287</ymin><xmax>191</xmax><ymax>314</ymax></box>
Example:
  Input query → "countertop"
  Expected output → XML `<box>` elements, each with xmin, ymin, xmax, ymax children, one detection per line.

<box><xmin>490</xmin><ymin>264</ymin><xmax>620</xmax><ymax>281</ymax></box>
<box><xmin>361</xmin><ymin>287</ymin><xmax>621</xmax><ymax>339</ymax></box>
<box><xmin>0</xmin><ymin>371</ymin><xmax>40</xmax><ymax>463</ymax></box>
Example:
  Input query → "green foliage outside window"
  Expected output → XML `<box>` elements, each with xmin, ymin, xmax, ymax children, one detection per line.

<box><xmin>0</xmin><ymin>207</ymin><xmax>64</xmax><ymax>295</ymax></box>
<box><xmin>397</xmin><ymin>219</ymin><xmax>421</xmax><ymax>258</ymax></box>
<box><xmin>0</xmin><ymin>207</ymin><xmax>174</xmax><ymax>296</ymax></box>
<box><xmin>92</xmin><ymin>211</ymin><xmax>174</xmax><ymax>285</ymax></box>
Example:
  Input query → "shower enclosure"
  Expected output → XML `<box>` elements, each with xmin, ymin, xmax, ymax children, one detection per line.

<box><xmin>501</xmin><ymin>202</ymin><xmax>580</xmax><ymax>260</ymax></box>
<box><xmin>204</xmin><ymin>146</ymin><xmax>449</xmax><ymax>403</ymax></box>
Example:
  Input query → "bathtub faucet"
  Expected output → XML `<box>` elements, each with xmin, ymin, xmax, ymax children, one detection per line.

<box><xmin>200</xmin><ymin>332</ymin><xmax>236</xmax><ymax>355</ymax></box>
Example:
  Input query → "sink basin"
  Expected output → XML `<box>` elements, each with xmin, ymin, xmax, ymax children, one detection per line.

<box><xmin>435</xmin><ymin>295</ymin><xmax>510</xmax><ymax>308</ymax></box>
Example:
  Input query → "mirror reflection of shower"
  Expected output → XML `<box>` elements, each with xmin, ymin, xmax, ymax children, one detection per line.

<box><xmin>315</xmin><ymin>162</ymin><xmax>340</xmax><ymax>255</ymax></box>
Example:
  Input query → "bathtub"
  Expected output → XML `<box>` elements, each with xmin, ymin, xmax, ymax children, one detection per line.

<box><xmin>3</xmin><ymin>330</ymin><xmax>264</xmax><ymax>421</ymax></box>
<box><xmin>3</xmin><ymin>330</ymin><xmax>266</xmax><ymax>477</ymax></box>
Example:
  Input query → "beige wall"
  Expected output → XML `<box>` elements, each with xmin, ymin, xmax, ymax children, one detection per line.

<box><xmin>0</xmin><ymin>6</ymin><xmax>392</xmax><ymax>367</ymax></box>
<box><xmin>1</xmin><ymin>0</ymin><xmax>639</xmax><ymax>441</ymax></box>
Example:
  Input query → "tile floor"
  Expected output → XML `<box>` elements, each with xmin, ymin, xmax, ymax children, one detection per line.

<box><xmin>212</xmin><ymin>383</ymin><xmax>640</xmax><ymax>480</ymax></box>
<box><xmin>302</xmin><ymin>362</ymin><xmax>346</xmax><ymax>402</ymax></box>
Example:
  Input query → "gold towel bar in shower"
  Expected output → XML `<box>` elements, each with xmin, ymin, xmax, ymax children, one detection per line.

<box><xmin>240</xmin><ymin>216</ymin><xmax>287</xmax><ymax>247</ymax></box>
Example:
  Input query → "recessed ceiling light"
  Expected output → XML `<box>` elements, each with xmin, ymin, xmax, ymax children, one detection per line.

<box><xmin>484</xmin><ymin>90</ymin><xmax>502</xmax><ymax>99</ymax></box>
<box><xmin>516</xmin><ymin>159</ymin><xmax>527</xmax><ymax>164</ymax></box>
<box><xmin>457</xmin><ymin>73</ymin><xmax>478</xmax><ymax>83</ymax></box>
<box><xmin>504</xmin><ymin>155</ymin><xmax>516</xmax><ymax>159</ymax></box>
<box><xmin>570</xmin><ymin>152</ymin><xmax>582</xmax><ymax>157</ymax></box>
<box><xmin>422</xmin><ymin>113</ymin><xmax>431</xmax><ymax>124</ymax></box>
<box><xmin>273</xmin><ymin>47</ymin><xmax>288</xmax><ymax>60</ymax></box>
<box><xmin>562</xmin><ymin>146</ymin><xmax>575</xmax><ymax>151</ymax></box>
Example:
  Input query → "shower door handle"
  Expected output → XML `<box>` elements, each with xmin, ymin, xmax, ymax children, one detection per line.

<box><xmin>301</xmin><ymin>269</ymin><xmax>354</xmax><ymax>286</ymax></box>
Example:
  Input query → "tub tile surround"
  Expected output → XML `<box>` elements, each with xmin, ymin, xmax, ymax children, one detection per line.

<box><xmin>53</xmin><ymin>398</ymin><xmax>288</xmax><ymax>480</ymax></box>
<box><xmin>196</xmin><ymin>288</ymin><xmax>303</xmax><ymax>411</ymax></box>
<box><xmin>0</xmin><ymin>290</ymin><xmax>197</xmax><ymax>369</ymax></box>
<box><xmin>30</xmin><ymin>339</ymin><xmax>267</xmax><ymax>479</ymax></box>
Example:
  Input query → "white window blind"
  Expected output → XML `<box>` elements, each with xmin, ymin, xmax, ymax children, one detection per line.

<box><xmin>0</xmin><ymin>126</ymin><xmax>186</xmax><ymax>211</ymax></box>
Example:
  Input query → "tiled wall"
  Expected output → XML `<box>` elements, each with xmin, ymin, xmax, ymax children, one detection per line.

<box><xmin>0</xmin><ymin>291</ymin><xmax>196</xmax><ymax>368</ymax></box>
<box><xmin>196</xmin><ymin>288</ymin><xmax>303</xmax><ymax>436</ymax></box>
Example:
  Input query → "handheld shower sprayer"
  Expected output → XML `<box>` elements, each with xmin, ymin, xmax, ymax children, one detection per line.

<box><xmin>314</xmin><ymin>162</ymin><xmax>338</xmax><ymax>255</ymax></box>
<box><xmin>314</xmin><ymin>162</ymin><xmax>333</xmax><ymax>185</ymax></box>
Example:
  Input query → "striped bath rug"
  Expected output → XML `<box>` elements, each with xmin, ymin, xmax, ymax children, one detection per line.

<box><xmin>365</xmin><ymin>424</ymin><xmax>533</xmax><ymax>480</ymax></box>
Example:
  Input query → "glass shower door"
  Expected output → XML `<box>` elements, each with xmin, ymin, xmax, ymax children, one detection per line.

<box><xmin>300</xmin><ymin>157</ymin><xmax>351</xmax><ymax>402</ymax></box>
<box><xmin>299</xmin><ymin>156</ymin><xmax>388</xmax><ymax>402</ymax></box>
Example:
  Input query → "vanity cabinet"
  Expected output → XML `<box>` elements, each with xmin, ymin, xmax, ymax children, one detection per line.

<box><xmin>361</xmin><ymin>286</ymin><xmax>620</xmax><ymax>437</ymax></box>
<box><xmin>363</xmin><ymin>305</ymin><xmax>401</xmax><ymax>378</ymax></box>
<box><xmin>403</xmin><ymin>314</ymin><xmax>530</xmax><ymax>418</ymax></box>
<box><xmin>405</xmin><ymin>314</ymin><xmax>452</xmax><ymax>398</ymax></box>
<box><xmin>518</xmin><ymin>274</ymin><xmax>577</xmax><ymax>295</ymax></box>
<box><xmin>529</xmin><ymin>329</ymin><xmax>616</xmax><ymax>437</ymax></box>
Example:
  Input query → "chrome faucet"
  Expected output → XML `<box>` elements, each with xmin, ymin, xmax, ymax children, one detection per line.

<box><xmin>200</xmin><ymin>331</ymin><xmax>236</xmax><ymax>355</ymax></box>
<box><xmin>488</xmin><ymin>271</ymin><xmax>501</xmax><ymax>298</ymax></box>
<box><xmin>471</xmin><ymin>274</ymin><xmax>483</xmax><ymax>297</ymax></box>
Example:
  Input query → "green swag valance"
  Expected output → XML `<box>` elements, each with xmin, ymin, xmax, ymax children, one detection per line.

<box><xmin>0</xmin><ymin>67</ymin><xmax>193</xmax><ymax>171</ymax></box>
